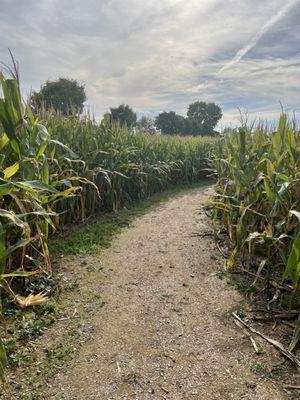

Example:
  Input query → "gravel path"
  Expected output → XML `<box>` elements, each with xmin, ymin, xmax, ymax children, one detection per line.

<box><xmin>45</xmin><ymin>186</ymin><xmax>287</xmax><ymax>399</ymax></box>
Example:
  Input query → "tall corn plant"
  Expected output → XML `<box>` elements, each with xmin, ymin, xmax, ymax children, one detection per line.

<box><xmin>211</xmin><ymin>115</ymin><xmax>300</xmax><ymax>348</ymax></box>
<box><xmin>0</xmin><ymin>72</ymin><xmax>84</xmax><ymax>387</ymax></box>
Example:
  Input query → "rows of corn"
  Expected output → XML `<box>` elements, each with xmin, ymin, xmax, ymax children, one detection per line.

<box><xmin>0</xmin><ymin>73</ymin><xmax>216</xmax><ymax>386</ymax></box>
<box><xmin>211</xmin><ymin>118</ymin><xmax>300</xmax><ymax>350</ymax></box>
<box><xmin>41</xmin><ymin>110</ymin><xmax>216</xmax><ymax>222</ymax></box>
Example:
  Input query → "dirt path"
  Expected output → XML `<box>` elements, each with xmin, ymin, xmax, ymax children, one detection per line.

<box><xmin>44</xmin><ymin>186</ymin><xmax>287</xmax><ymax>399</ymax></box>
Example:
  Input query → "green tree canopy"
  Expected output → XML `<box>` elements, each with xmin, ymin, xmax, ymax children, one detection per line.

<box><xmin>187</xmin><ymin>101</ymin><xmax>222</xmax><ymax>135</ymax></box>
<box><xmin>30</xmin><ymin>78</ymin><xmax>86</xmax><ymax>115</ymax></box>
<box><xmin>110</xmin><ymin>104</ymin><xmax>137</xmax><ymax>127</ymax></box>
<box><xmin>155</xmin><ymin>111</ymin><xmax>187</xmax><ymax>135</ymax></box>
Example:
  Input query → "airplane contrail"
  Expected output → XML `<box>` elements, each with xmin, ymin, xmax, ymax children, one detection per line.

<box><xmin>218</xmin><ymin>0</ymin><xmax>299</xmax><ymax>74</ymax></box>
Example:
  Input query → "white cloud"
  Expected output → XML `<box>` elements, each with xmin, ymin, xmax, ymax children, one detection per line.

<box><xmin>218</xmin><ymin>0</ymin><xmax>300</xmax><ymax>74</ymax></box>
<box><xmin>0</xmin><ymin>0</ymin><xmax>299</xmax><ymax>125</ymax></box>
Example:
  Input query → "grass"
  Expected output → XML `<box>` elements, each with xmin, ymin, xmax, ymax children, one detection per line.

<box><xmin>245</xmin><ymin>381</ymin><xmax>257</xmax><ymax>390</ymax></box>
<box><xmin>250</xmin><ymin>362</ymin><xmax>270</xmax><ymax>379</ymax></box>
<box><xmin>4</xmin><ymin>300</ymin><xmax>59</xmax><ymax>367</ymax></box>
<box><xmin>43</xmin><ymin>343</ymin><xmax>75</xmax><ymax>379</ymax></box>
<box><xmin>16</xmin><ymin>342</ymin><xmax>75</xmax><ymax>400</ymax></box>
<box><xmin>250</xmin><ymin>361</ymin><xmax>288</xmax><ymax>383</ymax></box>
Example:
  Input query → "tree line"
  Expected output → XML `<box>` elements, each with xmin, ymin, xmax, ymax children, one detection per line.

<box><xmin>31</xmin><ymin>78</ymin><xmax>222</xmax><ymax>136</ymax></box>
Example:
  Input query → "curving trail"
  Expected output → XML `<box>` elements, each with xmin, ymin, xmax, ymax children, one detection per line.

<box><xmin>45</xmin><ymin>186</ymin><xmax>286</xmax><ymax>400</ymax></box>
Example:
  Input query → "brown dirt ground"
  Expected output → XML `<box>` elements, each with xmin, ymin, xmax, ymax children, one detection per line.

<box><xmin>13</xmin><ymin>186</ymin><xmax>300</xmax><ymax>399</ymax></box>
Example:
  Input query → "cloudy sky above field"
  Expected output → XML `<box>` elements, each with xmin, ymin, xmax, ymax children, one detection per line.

<box><xmin>1</xmin><ymin>0</ymin><xmax>300</xmax><ymax>126</ymax></box>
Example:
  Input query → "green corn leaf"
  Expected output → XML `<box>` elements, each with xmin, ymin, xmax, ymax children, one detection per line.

<box><xmin>263</xmin><ymin>178</ymin><xmax>275</xmax><ymax>202</ymax></box>
<box><xmin>0</xmin><ymin>223</ymin><xmax>5</xmax><ymax>274</ymax></box>
<box><xmin>51</xmin><ymin>139</ymin><xmax>78</xmax><ymax>158</ymax></box>
<box><xmin>0</xmin><ymin>270</ymin><xmax>41</xmax><ymax>279</ymax></box>
<box><xmin>0</xmin><ymin>339</ymin><xmax>8</xmax><ymax>369</ymax></box>
<box><xmin>0</xmin><ymin>209</ymin><xmax>26</xmax><ymax>229</ymax></box>
<box><xmin>0</xmin><ymin>337</ymin><xmax>8</xmax><ymax>388</ymax></box>
<box><xmin>289</xmin><ymin>315</ymin><xmax>300</xmax><ymax>352</ymax></box>
<box><xmin>272</xmin><ymin>114</ymin><xmax>286</xmax><ymax>158</ymax></box>
<box><xmin>0</xmin><ymin>133</ymin><xmax>9</xmax><ymax>150</ymax></box>
<box><xmin>15</xmin><ymin>180</ymin><xmax>58</xmax><ymax>193</ymax></box>
<box><xmin>42</xmin><ymin>160</ymin><xmax>49</xmax><ymax>184</ymax></box>
<box><xmin>37</xmin><ymin>140</ymin><xmax>49</xmax><ymax>158</ymax></box>
<box><xmin>3</xmin><ymin>162</ymin><xmax>19</xmax><ymax>179</ymax></box>
<box><xmin>0</xmin><ymin>183</ymin><xmax>16</xmax><ymax>196</ymax></box>
<box><xmin>2</xmin><ymin>238</ymin><xmax>33</xmax><ymax>259</ymax></box>
<box><xmin>227</xmin><ymin>246</ymin><xmax>238</xmax><ymax>270</ymax></box>
<box><xmin>283</xmin><ymin>228</ymin><xmax>300</xmax><ymax>285</ymax></box>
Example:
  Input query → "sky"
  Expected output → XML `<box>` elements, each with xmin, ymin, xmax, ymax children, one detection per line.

<box><xmin>1</xmin><ymin>0</ymin><xmax>300</xmax><ymax>126</ymax></box>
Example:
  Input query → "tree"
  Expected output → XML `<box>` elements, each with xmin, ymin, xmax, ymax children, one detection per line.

<box><xmin>187</xmin><ymin>101</ymin><xmax>222</xmax><ymax>135</ymax></box>
<box><xmin>136</xmin><ymin>116</ymin><xmax>160</xmax><ymax>135</ymax></box>
<box><xmin>155</xmin><ymin>111</ymin><xmax>187</xmax><ymax>135</ymax></box>
<box><xmin>31</xmin><ymin>78</ymin><xmax>86</xmax><ymax>115</ymax></box>
<box><xmin>110</xmin><ymin>104</ymin><xmax>137</xmax><ymax>127</ymax></box>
